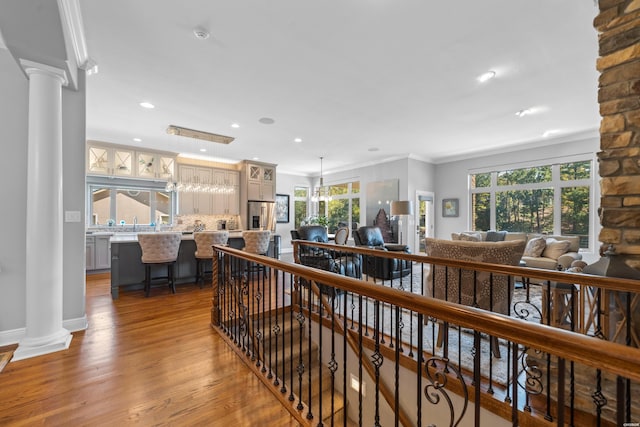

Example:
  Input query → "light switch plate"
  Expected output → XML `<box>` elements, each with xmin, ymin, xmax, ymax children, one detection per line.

<box><xmin>65</xmin><ymin>210</ymin><xmax>81</xmax><ymax>222</ymax></box>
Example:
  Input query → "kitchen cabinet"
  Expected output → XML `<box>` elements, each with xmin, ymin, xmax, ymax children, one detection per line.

<box><xmin>86</xmin><ymin>236</ymin><xmax>95</xmax><ymax>270</ymax></box>
<box><xmin>212</xmin><ymin>169</ymin><xmax>240</xmax><ymax>215</ymax></box>
<box><xmin>137</xmin><ymin>152</ymin><xmax>175</xmax><ymax>180</ymax></box>
<box><xmin>87</xmin><ymin>145</ymin><xmax>135</xmax><ymax>177</ymax></box>
<box><xmin>86</xmin><ymin>235</ymin><xmax>111</xmax><ymax>270</ymax></box>
<box><xmin>178</xmin><ymin>165</ymin><xmax>213</xmax><ymax>214</ymax></box>
<box><xmin>94</xmin><ymin>236</ymin><xmax>111</xmax><ymax>269</ymax></box>
<box><xmin>87</xmin><ymin>142</ymin><xmax>176</xmax><ymax>180</ymax></box>
<box><xmin>245</xmin><ymin>162</ymin><xmax>276</xmax><ymax>201</ymax></box>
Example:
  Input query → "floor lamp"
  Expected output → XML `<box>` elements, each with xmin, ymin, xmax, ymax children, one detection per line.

<box><xmin>390</xmin><ymin>200</ymin><xmax>413</xmax><ymax>245</ymax></box>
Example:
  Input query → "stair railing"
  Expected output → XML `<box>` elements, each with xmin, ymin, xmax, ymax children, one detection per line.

<box><xmin>212</xmin><ymin>242</ymin><xmax>640</xmax><ymax>427</ymax></box>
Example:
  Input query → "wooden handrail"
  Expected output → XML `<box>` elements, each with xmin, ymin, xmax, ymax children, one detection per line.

<box><xmin>214</xmin><ymin>243</ymin><xmax>640</xmax><ymax>384</ymax></box>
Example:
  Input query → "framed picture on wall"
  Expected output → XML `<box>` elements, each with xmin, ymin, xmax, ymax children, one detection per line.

<box><xmin>442</xmin><ymin>198</ymin><xmax>459</xmax><ymax>217</ymax></box>
<box><xmin>275</xmin><ymin>194</ymin><xmax>290</xmax><ymax>223</ymax></box>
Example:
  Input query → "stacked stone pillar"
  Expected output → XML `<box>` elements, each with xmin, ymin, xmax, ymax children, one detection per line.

<box><xmin>595</xmin><ymin>0</ymin><xmax>640</xmax><ymax>268</ymax></box>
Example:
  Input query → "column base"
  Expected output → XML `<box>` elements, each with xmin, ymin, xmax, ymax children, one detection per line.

<box><xmin>12</xmin><ymin>329</ymin><xmax>72</xmax><ymax>362</ymax></box>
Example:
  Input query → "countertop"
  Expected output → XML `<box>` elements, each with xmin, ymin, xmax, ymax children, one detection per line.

<box><xmin>106</xmin><ymin>230</ymin><xmax>252</xmax><ymax>243</ymax></box>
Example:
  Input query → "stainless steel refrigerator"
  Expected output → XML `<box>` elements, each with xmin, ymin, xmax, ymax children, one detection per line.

<box><xmin>247</xmin><ymin>201</ymin><xmax>276</xmax><ymax>232</ymax></box>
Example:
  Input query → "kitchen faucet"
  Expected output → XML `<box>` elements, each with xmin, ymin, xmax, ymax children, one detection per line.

<box><xmin>133</xmin><ymin>216</ymin><xmax>137</xmax><ymax>231</ymax></box>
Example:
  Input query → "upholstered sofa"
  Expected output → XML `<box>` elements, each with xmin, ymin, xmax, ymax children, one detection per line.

<box><xmin>452</xmin><ymin>231</ymin><xmax>582</xmax><ymax>271</ymax></box>
<box><xmin>353</xmin><ymin>226</ymin><xmax>411</xmax><ymax>280</ymax></box>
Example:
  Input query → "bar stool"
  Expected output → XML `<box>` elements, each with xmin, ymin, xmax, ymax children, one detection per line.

<box><xmin>242</xmin><ymin>230</ymin><xmax>271</xmax><ymax>276</ymax></box>
<box><xmin>137</xmin><ymin>232</ymin><xmax>182</xmax><ymax>297</ymax></box>
<box><xmin>194</xmin><ymin>230</ymin><xmax>229</xmax><ymax>287</ymax></box>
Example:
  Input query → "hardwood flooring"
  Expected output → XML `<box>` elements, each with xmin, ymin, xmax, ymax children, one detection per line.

<box><xmin>0</xmin><ymin>274</ymin><xmax>300</xmax><ymax>426</ymax></box>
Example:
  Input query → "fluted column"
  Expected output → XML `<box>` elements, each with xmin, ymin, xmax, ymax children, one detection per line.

<box><xmin>13</xmin><ymin>60</ymin><xmax>72</xmax><ymax>361</ymax></box>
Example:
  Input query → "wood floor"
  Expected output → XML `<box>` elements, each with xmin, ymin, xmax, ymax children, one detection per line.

<box><xmin>0</xmin><ymin>274</ymin><xmax>300</xmax><ymax>426</ymax></box>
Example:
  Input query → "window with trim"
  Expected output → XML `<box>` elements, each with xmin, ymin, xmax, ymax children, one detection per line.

<box><xmin>470</xmin><ymin>160</ymin><xmax>592</xmax><ymax>249</ymax></box>
<box><xmin>88</xmin><ymin>178</ymin><xmax>174</xmax><ymax>226</ymax></box>
<box><xmin>294</xmin><ymin>186</ymin><xmax>309</xmax><ymax>228</ymax></box>
<box><xmin>318</xmin><ymin>181</ymin><xmax>360</xmax><ymax>233</ymax></box>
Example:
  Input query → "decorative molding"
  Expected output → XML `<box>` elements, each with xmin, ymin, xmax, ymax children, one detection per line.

<box><xmin>0</xmin><ymin>315</ymin><xmax>87</xmax><ymax>347</ymax></box>
<box><xmin>19</xmin><ymin>59</ymin><xmax>69</xmax><ymax>86</ymax></box>
<box><xmin>58</xmin><ymin>0</ymin><xmax>91</xmax><ymax>70</ymax></box>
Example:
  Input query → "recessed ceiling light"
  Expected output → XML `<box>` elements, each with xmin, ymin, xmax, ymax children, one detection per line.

<box><xmin>133</xmin><ymin>138</ymin><xmax>142</xmax><ymax>142</ymax></box>
<box><xmin>368</xmin><ymin>147</ymin><xmax>379</xmax><ymax>152</ymax></box>
<box><xmin>294</xmin><ymin>137</ymin><xmax>302</xmax><ymax>143</ymax></box>
<box><xmin>139</xmin><ymin>102</ymin><xmax>155</xmax><ymax>109</ymax></box>
<box><xmin>477</xmin><ymin>70</ymin><xmax>496</xmax><ymax>83</ymax></box>
<box><xmin>200</xmin><ymin>148</ymin><xmax>207</xmax><ymax>152</ymax></box>
<box><xmin>231</xmin><ymin>123</ymin><xmax>240</xmax><ymax>128</ymax></box>
<box><xmin>253</xmin><ymin>157</ymin><xmax>260</xmax><ymax>160</ymax></box>
<box><xmin>515</xmin><ymin>108</ymin><xmax>533</xmax><ymax>117</ymax></box>
<box><xmin>258</xmin><ymin>117</ymin><xmax>275</xmax><ymax>125</ymax></box>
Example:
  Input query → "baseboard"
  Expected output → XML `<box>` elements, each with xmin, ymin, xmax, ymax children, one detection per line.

<box><xmin>0</xmin><ymin>315</ymin><xmax>88</xmax><ymax>346</ymax></box>
<box><xmin>64</xmin><ymin>315</ymin><xmax>89</xmax><ymax>333</ymax></box>
<box><xmin>0</xmin><ymin>328</ymin><xmax>25</xmax><ymax>347</ymax></box>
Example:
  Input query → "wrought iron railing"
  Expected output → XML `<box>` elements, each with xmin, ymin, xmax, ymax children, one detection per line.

<box><xmin>211</xmin><ymin>240</ymin><xmax>640</xmax><ymax>427</ymax></box>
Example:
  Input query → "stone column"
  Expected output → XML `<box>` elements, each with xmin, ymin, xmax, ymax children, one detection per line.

<box><xmin>595</xmin><ymin>0</ymin><xmax>640</xmax><ymax>268</ymax></box>
<box><xmin>12</xmin><ymin>60</ymin><xmax>72</xmax><ymax>361</ymax></box>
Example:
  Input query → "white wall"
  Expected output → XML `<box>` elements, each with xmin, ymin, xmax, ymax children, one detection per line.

<box><xmin>433</xmin><ymin>136</ymin><xmax>601</xmax><ymax>264</ymax></box>
<box><xmin>0</xmin><ymin>47</ymin><xmax>87</xmax><ymax>343</ymax></box>
<box><xmin>275</xmin><ymin>172</ymin><xmax>312</xmax><ymax>253</ymax></box>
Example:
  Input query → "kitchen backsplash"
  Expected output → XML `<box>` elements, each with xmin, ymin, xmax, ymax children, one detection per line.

<box><xmin>173</xmin><ymin>214</ymin><xmax>241</xmax><ymax>232</ymax></box>
<box><xmin>87</xmin><ymin>214</ymin><xmax>241</xmax><ymax>233</ymax></box>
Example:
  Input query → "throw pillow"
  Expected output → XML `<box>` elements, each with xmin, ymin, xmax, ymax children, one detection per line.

<box><xmin>485</xmin><ymin>230</ymin><xmax>507</xmax><ymax>242</ymax></box>
<box><xmin>523</xmin><ymin>237</ymin><xmax>546</xmax><ymax>257</ymax></box>
<box><xmin>542</xmin><ymin>238</ymin><xmax>572</xmax><ymax>260</ymax></box>
<box><xmin>458</xmin><ymin>231</ymin><xmax>482</xmax><ymax>242</ymax></box>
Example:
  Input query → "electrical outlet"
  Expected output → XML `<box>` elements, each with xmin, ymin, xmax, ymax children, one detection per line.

<box><xmin>65</xmin><ymin>211</ymin><xmax>81</xmax><ymax>222</ymax></box>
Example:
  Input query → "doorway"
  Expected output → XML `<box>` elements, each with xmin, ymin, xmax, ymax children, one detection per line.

<box><xmin>414</xmin><ymin>191</ymin><xmax>434</xmax><ymax>253</ymax></box>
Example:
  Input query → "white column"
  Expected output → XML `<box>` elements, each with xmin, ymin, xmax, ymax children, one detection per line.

<box><xmin>13</xmin><ymin>60</ymin><xmax>72</xmax><ymax>361</ymax></box>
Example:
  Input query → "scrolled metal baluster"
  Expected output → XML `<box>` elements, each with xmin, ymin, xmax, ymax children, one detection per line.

<box><xmin>423</xmin><ymin>357</ymin><xmax>468</xmax><ymax>427</ymax></box>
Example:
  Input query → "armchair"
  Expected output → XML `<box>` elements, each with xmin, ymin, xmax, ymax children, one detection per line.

<box><xmin>291</xmin><ymin>225</ymin><xmax>361</xmax><ymax>297</ymax></box>
<box><xmin>353</xmin><ymin>226</ymin><xmax>411</xmax><ymax>280</ymax></box>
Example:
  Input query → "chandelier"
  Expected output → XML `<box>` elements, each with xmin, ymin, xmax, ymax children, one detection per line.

<box><xmin>165</xmin><ymin>175</ymin><xmax>235</xmax><ymax>194</ymax></box>
<box><xmin>311</xmin><ymin>156</ymin><xmax>331</xmax><ymax>202</ymax></box>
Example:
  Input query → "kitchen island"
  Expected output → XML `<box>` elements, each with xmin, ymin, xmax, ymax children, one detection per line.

<box><xmin>109</xmin><ymin>231</ymin><xmax>281</xmax><ymax>299</ymax></box>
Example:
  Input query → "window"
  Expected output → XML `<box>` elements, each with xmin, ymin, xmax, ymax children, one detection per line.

<box><xmin>470</xmin><ymin>160</ymin><xmax>592</xmax><ymax>249</ymax></box>
<box><xmin>293</xmin><ymin>186</ymin><xmax>309</xmax><ymax>228</ymax></box>
<box><xmin>318</xmin><ymin>181</ymin><xmax>360</xmax><ymax>233</ymax></box>
<box><xmin>88</xmin><ymin>177</ymin><xmax>174</xmax><ymax>226</ymax></box>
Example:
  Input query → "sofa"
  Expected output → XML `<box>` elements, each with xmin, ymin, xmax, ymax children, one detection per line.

<box><xmin>353</xmin><ymin>226</ymin><xmax>412</xmax><ymax>280</ymax></box>
<box><xmin>452</xmin><ymin>231</ymin><xmax>582</xmax><ymax>271</ymax></box>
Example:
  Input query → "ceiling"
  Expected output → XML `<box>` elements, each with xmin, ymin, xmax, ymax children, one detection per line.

<box><xmin>80</xmin><ymin>0</ymin><xmax>601</xmax><ymax>176</ymax></box>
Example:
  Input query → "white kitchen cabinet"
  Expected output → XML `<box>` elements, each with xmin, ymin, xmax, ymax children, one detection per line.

<box><xmin>87</xmin><ymin>142</ymin><xmax>175</xmax><ymax>180</ymax></box>
<box><xmin>87</xmin><ymin>144</ymin><xmax>135</xmax><ymax>177</ymax></box>
<box><xmin>94</xmin><ymin>236</ymin><xmax>111</xmax><ymax>269</ymax></box>
<box><xmin>86</xmin><ymin>236</ymin><xmax>95</xmax><ymax>270</ymax></box>
<box><xmin>212</xmin><ymin>169</ymin><xmax>240</xmax><ymax>215</ymax></box>
<box><xmin>245</xmin><ymin>162</ymin><xmax>276</xmax><ymax>202</ymax></box>
<box><xmin>86</xmin><ymin>235</ymin><xmax>111</xmax><ymax>271</ymax></box>
<box><xmin>178</xmin><ymin>165</ymin><xmax>213</xmax><ymax>214</ymax></box>
<box><xmin>137</xmin><ymin>152</ymin><xmax>175</xmax><ymax>180</ymax></box>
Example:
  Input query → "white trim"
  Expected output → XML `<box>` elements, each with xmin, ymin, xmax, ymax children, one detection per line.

<box><xmin>0</xmin><ymin>328</ymin><xmax>25</xmax><ymax>347</ymax></box>
<box><xmin>19</xmin><ymin>59</ymin><xmax>69</xmax><ymax>86</ymax></box>
<box><xmin>0</xmin><ymin>315</ymin><xmax>87</xmax><ymax>347</ymax></box>
<box><xmin>58</xmin><ymin>0</ymin><xmax>90</xmax><ymax>68</ymax></box>
<box><xmin>64</xmin><ymin>315</ymin><xmax>89</xmax><ymax>333</ymax></box>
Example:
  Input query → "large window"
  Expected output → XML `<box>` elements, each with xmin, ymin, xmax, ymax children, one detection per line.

<box><xmin>88</xmin><ymin>178</ymin><xmax>173</xmax><ymax>226</ymax></box>
<box><xmin>293</xmin><ymin>186</ymin><xmax>309</xmax><ymax>228</ymax></box>
<box><xmin>318</xmin><ymin>181</ymin><xmax>360</xmax><ymax>233</ymax></box>
<box><xmin>470</xmin><ymin>160</ymin><xmax>592</xmax><ymax>248</ymax></box>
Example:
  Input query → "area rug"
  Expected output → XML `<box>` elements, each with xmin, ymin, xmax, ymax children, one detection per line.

<box><xmin>341</xmin><ymin>268</ymin><xmax>544</xmax><ymax>385</ymax></box>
